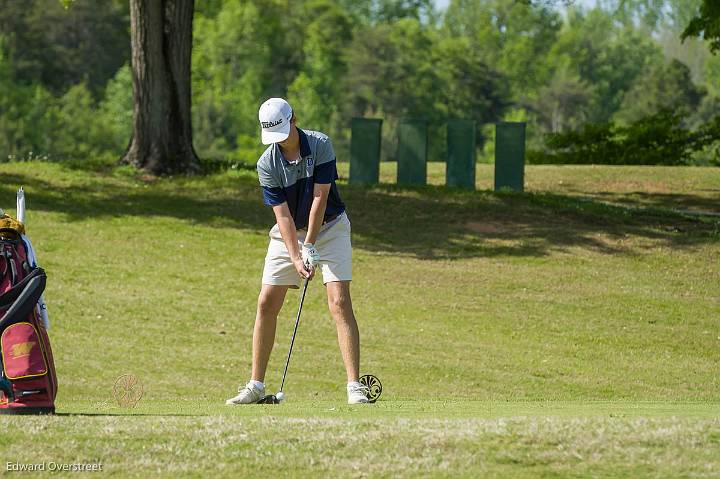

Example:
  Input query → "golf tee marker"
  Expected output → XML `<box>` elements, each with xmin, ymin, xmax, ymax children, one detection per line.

<box><xmin>359</xmin><ymin>374</ymin><xmax>382</xmax><ymax>403</ymax></box>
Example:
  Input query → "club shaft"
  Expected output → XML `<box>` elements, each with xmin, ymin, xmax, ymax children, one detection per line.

<box><xmin>279</xmin><ymin>278</ymin><xmax>309</xmax><ymax>393</ymax></box>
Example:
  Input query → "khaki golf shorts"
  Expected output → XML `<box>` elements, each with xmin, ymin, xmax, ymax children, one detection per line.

<box><xmin>262</xmin><ymin>212</ymin><xmax>352</xmax><ymax>288</ymax></box>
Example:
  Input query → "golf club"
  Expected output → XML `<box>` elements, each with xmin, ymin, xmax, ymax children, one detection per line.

<box><xmin>255</xmin><ymin>274</ymin><xmax>310</xmax><ymax>404</ymax></box>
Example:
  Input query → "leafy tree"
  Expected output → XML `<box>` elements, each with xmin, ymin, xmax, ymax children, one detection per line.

<box><xmin>344</xmin><ymin>18</ymin><xmax>509</xmax><ymax>159</ymax></box>
<box><xmin>547</xmin><ymin>8</ymin><xmax>663</xmax><ymax>123</ymax></box>
<box><xmin>99</xmin><ymin>64</ymin><xmax>133</xmax><ymax>154</ymax></box>
<box><xmin>658</xmin><ymin>26</ymin><xmax>711</xmax><ymax>86</ymax></box>
<box><xmin>374</xmin><ymin>0</ymin><xmax>437</xmax><ymax>23</ymax></box>
<box><xmin>51</xmin><ymin>83</ymin><xmax>116</xmax><ymax>160</ymax></box>
<box><xmin>614</xmin><ymin>58</ymin><xmax>705</xmax><ymax>124</ymax></box>
<box><xmin>692</xmin><ymin>108</ymin><xmax>720</xmax><ymax>165</ymax></box>
<box><xmin>603</xmin><ymin>0</ymin><xmax>669</xmax><ymax>29</ymax></box>
<box><xmin>191</xmin><ymin>0</ymin><xmax>305</xmax><ymax>164</ymax></box>
<box><xmin>344</xmin><ymin>20</ymin><xmax>440</xmax><ymax>121</ymax></box>
<box><xmin>2</xmin><ymin>0</ymin><xmax>717</xmax><ymax>169</ymax></box>
<box><xmin>682</xmin><ymin>0</ymin><xmax>720</xmax><ymax>52</ymax></box>
<box><xmin>435</xmin><ymin>37</ymin><xmax>510</xmax><ymax>123</ymax></box>
<box><xmin>444</xmin><ymin>0</ymin><xmax>562</xmax><ymax>95</ymax></box>
<box><xmin>0</xmin><ymin>0</ymin><xmax>129</xmax><ymax>97</ymax></box>
<box><xmin>192</xmin><ymin>1</ymin><xmax>267</xmax><ymax>161</ymax></box>
<box><xmin>288</xmin><ymin>0</ymin><xmax>353</xmax><ymax>134</ymax></box>
<box><xmin>704</xmin><ymin>54</ymin><xmax>720</xmax><ymax>96</ymax></box>
<box><xmin>194</xmin><ymin>0</ymin><xmax>224</xmax><ymax>19</ymax></box>
<box><xmin>689</xmin><ymin>93</ymin><xmax>720</xmax><ymax>129</ymax></box>
<box><xmin>344</xmin><ymin>20</ymin><xmax>440</xmax><ymax>158</ymax></box>
<box><xmin>335</xmin><ymin>0</ymin><xmax>436</xmax><ymax>24</ymax></box>
<box><xmin>0</xmin><ymin>38</ymin><xmax>56</xmax><ymax>159</ymax></box>
<box><xmin>526</xmin><ymin>67</ymin><xmax>595</xmax><ymax>133</ymax></box>
<box><xmin>663</xmin><ymin>0</ymin><xmax>705</xmax><ymax>34</ymax></box>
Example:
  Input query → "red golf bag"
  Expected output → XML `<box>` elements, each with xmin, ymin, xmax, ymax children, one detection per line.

<box><xmin>0</xmin><ymin>220</ymin><xmax>57</xmax><ymax>414</ymax></box>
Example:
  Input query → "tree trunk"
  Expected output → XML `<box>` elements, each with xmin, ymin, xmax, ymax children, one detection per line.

<box><xmin>122</xmin><ymin>0</ymin><xmax>199</xmax><ymax>175</ymax></box>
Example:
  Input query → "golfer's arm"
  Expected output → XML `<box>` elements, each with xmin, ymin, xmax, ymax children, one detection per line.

<box><xmin>272</xmin><ymin>203</ymin><xmax>301</xmax><ymax>261</ymax></box>
<box><xmin>304</xmin><ymin>183</ymin><xmax>330</xmax><ymax>245</ymax></box>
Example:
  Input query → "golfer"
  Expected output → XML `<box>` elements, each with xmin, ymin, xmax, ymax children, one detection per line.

<box><xmin>226</xmin><ymin>98</ymin><xmax>369</xmax><ymax>405</ymax></box>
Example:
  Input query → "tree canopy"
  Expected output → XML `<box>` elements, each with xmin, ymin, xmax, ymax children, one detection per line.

<box><xmin>0</xmin><ymin>0</ymin><xmax>719</xmax><ymax>168</ymax></box>
<box><xmin>682</xmin><ymin>0</ymin><xmax>720</xmax><ymax>52</ymax></box>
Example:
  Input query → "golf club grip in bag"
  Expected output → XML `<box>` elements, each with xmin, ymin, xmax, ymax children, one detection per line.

<box><xmin>0</xmin><ymin>267</ymin><xmax>57</xmax><ymax>414</ymax></box>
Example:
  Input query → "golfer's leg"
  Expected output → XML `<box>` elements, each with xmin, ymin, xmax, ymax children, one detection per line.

<box><xmin>326</xmin><ymin>281</ymin><xmax>360</xmax><ymax>382</ymax></box>
<box><xmin>252</xmin><ymin>284</ymin><xmax>289</xmax><ymax>382</ymax></box>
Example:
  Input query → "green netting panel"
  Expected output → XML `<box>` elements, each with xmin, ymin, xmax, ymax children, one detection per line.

<box><xmin>397</xmin><ymin>119</ymin><xmax>427</xmax><ymax>186</ymax></box>
<box><xmin>349</xmin><ymin>118</ymin><xmax>383</xmax><ymax>185</ymax></box>
<box><xmin>446</xmin><ymin>119</ymin><xmax>476</xmax><ymax>189</ymax></box>
<box><xmin>494</xmin><ymin>122</ymin><xmax>526</xmax><ymax>192</ymax></box>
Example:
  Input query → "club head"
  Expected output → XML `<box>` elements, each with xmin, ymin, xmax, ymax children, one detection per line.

<box><xmin>255</xmin><ymin>395</ymin><xmax>280</xmax><ymax>404</ymax></box>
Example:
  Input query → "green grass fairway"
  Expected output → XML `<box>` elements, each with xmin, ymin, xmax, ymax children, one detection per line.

<box><xmin>2</xmin><ymin>402</ymin><xmax>719</xmax><ymax>478</ymax></box>
<box><xmin>0</xmin><ymin>162</ymin><xmax>718</xmax><ymax>477</ymax></box>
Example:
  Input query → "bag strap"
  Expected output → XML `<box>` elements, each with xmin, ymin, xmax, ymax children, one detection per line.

<box><xmin>0</xmin><ymin>268</ymin><xmax>46</xmax><ymax>332</ymax></box>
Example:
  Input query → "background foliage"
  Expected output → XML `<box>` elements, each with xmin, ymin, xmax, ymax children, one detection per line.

<box><xmin>0</xmin><ymin>0</ymin><xmax>718</xmax><ymax>167</ymax></box>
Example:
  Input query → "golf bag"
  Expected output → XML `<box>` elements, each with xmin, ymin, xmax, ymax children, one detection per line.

<box><xmin>0</xmin><ymin>215</ymin><xmax>57</xmax><ymax>414</ymax></box>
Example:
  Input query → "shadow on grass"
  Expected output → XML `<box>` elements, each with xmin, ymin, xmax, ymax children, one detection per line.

<box><xmin>579</xmin><ymin>191</ymin><xmax>720</xmax><ymax>215</ymax></box>
<box><xmin>0</xmin><ymin>169</ymin><xmax>717</xmax><ymax>260</ymax></box>
<box><xmin>0</xmin><ymin>170</ymin><xmax>272</xmax><ymax>230</ymax></box>
<box><xmin>345</xmin><ymin>184</ymin><xmax>719</xmax><ymax>259</ymax></box>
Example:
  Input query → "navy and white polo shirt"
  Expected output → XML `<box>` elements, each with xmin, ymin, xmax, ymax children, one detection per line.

<box><xmin>257</xmin><ymin>127</ymin><xmax>345</xmax><ymax>230</ymax></box>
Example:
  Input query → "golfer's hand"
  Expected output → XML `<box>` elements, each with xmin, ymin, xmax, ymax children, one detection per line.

<box><xmin>293</xmin><ymin>257</ymin><xmax>315</xmax><ymax>280</ymax></box>
<box><xmin>302</xmin><ymin>242</ymin><xmax>320</xmax><ymax>267</ymax></box>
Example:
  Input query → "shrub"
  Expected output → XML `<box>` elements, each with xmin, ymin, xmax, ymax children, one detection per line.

<box><xmin>528</xmin><ymin>109</ymin><xmax>720</xmax><ymax>165</ymax></box>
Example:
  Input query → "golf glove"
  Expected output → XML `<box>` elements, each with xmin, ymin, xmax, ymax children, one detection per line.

<box><xmin>302</xmin><ymin>242</ymin><xmax>320</xmax><ymax>267</ymax></box>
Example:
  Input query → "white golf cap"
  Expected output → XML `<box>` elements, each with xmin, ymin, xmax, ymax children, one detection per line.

<box><xmin>259</xmin><ymin>98</ymin><xmax>293</xmax><ymax>145</ymax></box>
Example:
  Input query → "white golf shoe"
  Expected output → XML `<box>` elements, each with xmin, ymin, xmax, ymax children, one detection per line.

<box><xmin>226</xmin><ymin>381</ymin><xmax>265</xmax><ymax>405</ymax></box>
<box><xmin>347</xmin><ymin>381</ymin><xmax>370</xmax><ymax>404</ymax></box>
